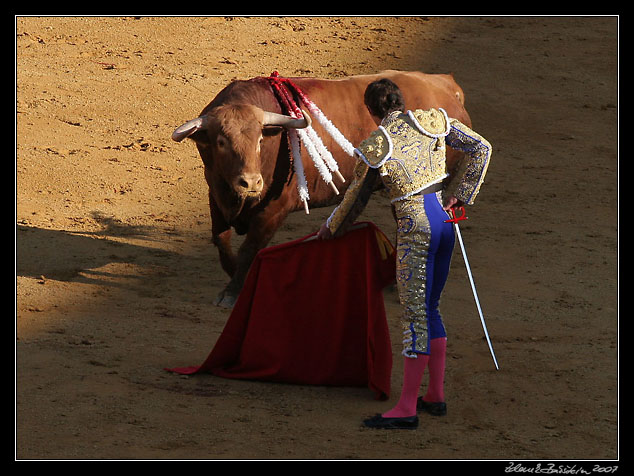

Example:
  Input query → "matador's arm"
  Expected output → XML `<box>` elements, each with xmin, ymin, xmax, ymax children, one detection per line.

<box><xmin>326</xmin><ymin>159</ymin><xmax>379</xmax><ymax>237</ymax></box>
<box><xmin>325</xmin><ymin>128</ymin><xmax>387</xmax><ymax>237</ymax></box>
<box><xmin>445</xmin><ymin>119</ymin><xmax>492</xmax><ymax>205</ymax></box>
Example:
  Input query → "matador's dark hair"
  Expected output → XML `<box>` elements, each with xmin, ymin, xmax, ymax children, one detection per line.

<box><xmin>364</xmin><ymin>78</ymin><xmax>405</xmax><ymax>119</ymax></box>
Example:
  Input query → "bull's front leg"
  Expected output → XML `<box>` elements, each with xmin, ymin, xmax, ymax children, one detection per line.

<box><xmin>214</xmin><ymin>206</ymin><xmax>289</xmax><ymax>308</ymax></box>
<box><xmin>209</xmin><ymin>195</ymin><xmax>236</xmax><ymax>277</ymax></box>
<box><xmin>214</xmin><ymin>238</ymin><xmax>260</xmax><ymax>308</ymax></box>
<box><xmin>209</xmin><ymin>194</ymin><xmax>241</xmax><ymax>308</ymax></box>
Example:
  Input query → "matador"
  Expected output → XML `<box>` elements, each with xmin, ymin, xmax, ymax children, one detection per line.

<box><xmin>319</xmin><ymin>92</ymin><xmax>492</xmax><ymax>429</ymax></box>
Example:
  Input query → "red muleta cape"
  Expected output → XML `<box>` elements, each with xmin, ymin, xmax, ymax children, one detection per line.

<box><xmin>166</xmin><ymin>222</ymin><xmax>395</xmax><ymax>400</ymax></box>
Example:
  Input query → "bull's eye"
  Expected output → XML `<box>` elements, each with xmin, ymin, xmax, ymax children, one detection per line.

<box><xmin>217</xmin><ymin>134</ymin><xmax>228</xmax><ymax>150</ymax></box>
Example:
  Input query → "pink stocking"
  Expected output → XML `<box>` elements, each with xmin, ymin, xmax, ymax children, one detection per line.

<box><xmin>423</xmin><ymin>337</ymin><xmax>447</xmax><ymax>403</ymax></box>
<box><xmin>382</xmin><ymin>354</ymin><xmax>429</xmax><ymax>418</ymax></box>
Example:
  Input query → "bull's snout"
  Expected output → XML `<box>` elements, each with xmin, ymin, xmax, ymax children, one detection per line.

<box><xmin>234</xmin><ymin>173</ymin><xmax>264</xmax><ymax>197</ymax></box>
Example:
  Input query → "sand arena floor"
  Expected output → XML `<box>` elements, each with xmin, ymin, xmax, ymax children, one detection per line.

<box><xmin>16</xmin><ymin>16</ymin><xmax>618</xmax><ymax>460</ymax></box>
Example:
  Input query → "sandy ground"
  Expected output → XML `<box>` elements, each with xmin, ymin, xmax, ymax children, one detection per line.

<box><xmin>16</xmin><ymin>16</ymin><xmax>619</xmax><ymax>461</ymax></box>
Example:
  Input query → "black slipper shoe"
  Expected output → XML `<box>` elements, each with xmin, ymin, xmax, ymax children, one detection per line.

<box><xmin>363</xmin><ymin>413</ymin><xmax>419</xmax><ymax>430</ymax></box>
<box><xmin>416</xmin><ymin>397</ymin><xmax>447</xmax><ymax>416</ymax></box>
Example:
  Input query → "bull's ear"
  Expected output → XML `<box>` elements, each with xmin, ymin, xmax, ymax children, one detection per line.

<box><xmin>172</xmin><ymin>117</ymin><xmax>208</xmax><ymax>142</ymax></box>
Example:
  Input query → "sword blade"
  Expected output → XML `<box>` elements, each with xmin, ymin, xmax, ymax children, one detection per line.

<box><xmin>453</xmin><ymin>223</ymin><xmax>500</xmax><ymax>370</ymax></box>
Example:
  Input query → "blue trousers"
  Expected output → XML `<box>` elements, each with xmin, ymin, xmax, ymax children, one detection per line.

<box><xmin>393</xmin><ymin>191</ymin><xmax>456</xmax><ymax>356</ymax></box>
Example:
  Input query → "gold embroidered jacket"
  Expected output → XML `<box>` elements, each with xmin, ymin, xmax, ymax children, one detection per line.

<box><xmin>327</xmin><ymin>108</ymin><xmax>491</xmax><ymax>236</ymax></box>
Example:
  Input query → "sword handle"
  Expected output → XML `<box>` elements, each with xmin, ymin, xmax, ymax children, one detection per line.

<box><xmin>444</xmin><ymin>206</ymin><xmax>468</xmax><ymax>224</ymax></box>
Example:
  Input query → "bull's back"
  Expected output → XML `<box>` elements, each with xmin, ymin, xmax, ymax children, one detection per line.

<box><xmin>292</xmin><ymin>70</ymin><xmax>469</xmax><ymax>138</ymax></box>
<box><xmin>274</xmin><ymin>71</ymin><xmax>470</xmax><ymax>204</ymax></box>
<box><xmin>380</xmin><ymin>70</ymin><xmax>470</xmax><ymax>126</ymax></box>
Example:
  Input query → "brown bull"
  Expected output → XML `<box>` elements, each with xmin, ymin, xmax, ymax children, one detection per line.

<box><xmin>172</xmin><ymin>70</ymin><xmax>471</xmax><ymax>307</ymax></box>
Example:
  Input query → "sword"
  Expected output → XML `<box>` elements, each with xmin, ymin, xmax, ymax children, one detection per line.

<box><xmin>445</xmin><ymin>207</ymin><xmax>499</xmax><ymax>370</ymax></box>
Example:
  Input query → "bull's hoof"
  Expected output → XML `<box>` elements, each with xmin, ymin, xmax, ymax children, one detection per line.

<box><xmin>213</xmin><ymin>290</ymin><xmax>237</xmax><ymax>309</ymax></box>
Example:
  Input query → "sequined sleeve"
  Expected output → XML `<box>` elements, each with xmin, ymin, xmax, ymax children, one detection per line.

<box><xmin>445</xmin><ymin>119</ymin><xmax>492</xmax><ymax>205</ymax></box>
<box><xmin>326</xmin><ymin>159</ymin><xmax>379</xmax><ymax>237</ymax></box>
<box><xmin>355</xmin><ymin>128</ymin><xmax>391</xmax><ymax>168</ymax></box>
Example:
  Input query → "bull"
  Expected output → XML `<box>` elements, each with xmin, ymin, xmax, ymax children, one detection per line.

<box><xmin>172</xmin><ymin>70</ymin><xmax>471</xmax><ymax>307</ymax></box>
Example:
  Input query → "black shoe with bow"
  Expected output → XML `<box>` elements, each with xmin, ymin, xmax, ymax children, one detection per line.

<box><xmin>363</xmin><ymin>413</ymin><xmax>419</xmax><ymax>430</ymax></box>
<box><xmin>416</xmin><ymin>397</ymin><xmax>447</xmax><ymax>416</ymax></box>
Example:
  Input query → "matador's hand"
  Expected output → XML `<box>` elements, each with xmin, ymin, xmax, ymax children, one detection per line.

<box><xmin>317</xmin><ymin>223</ymin><xmax>333</xmax><ymax>240</ymax></box>
<box><xmin>443</xmin><ymin>195</ymin><xmax>464</xmax><ymax>211</ymax></box>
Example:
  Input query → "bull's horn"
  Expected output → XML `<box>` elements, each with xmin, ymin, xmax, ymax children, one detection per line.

<box><xmin>172</xmin><ymin>116</ymin><xmax>207</xmax><ymax>142</ymax></box>
<box><xmin>262</xmin><ymin>110</ymin><xmax>311</xmax><ymax>129</ymax></box>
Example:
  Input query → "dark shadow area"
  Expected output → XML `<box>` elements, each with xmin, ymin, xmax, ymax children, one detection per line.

<box><xmin>16</xmin><ymin>215</ymin><xmax>182</xmax><ymax>287</ymax></box>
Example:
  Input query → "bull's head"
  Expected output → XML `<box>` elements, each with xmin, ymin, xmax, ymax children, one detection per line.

<box><xmin>172</xmin><ymin>104</ymin><xmax>310</xmax><ymax>220</ymax></box>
